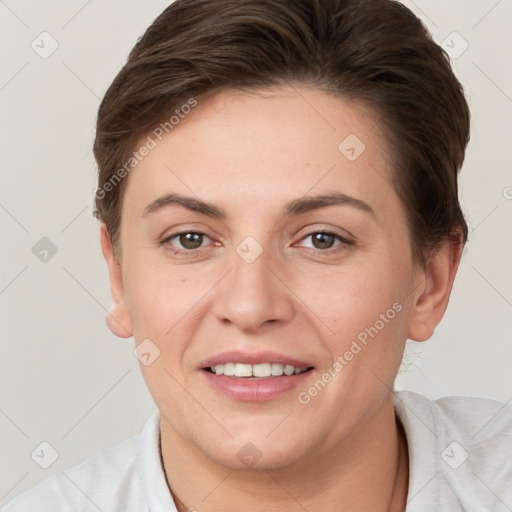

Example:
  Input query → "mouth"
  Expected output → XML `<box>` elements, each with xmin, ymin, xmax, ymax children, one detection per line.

<box><xmin>203</xmin><ymin>363</ymin><xmax>314</xmax><ymax>379</ymax></box>
<box><xmin>199</xmin><ymin>351</ymin><xmax>316</xmax><ymax>401</ymax></box>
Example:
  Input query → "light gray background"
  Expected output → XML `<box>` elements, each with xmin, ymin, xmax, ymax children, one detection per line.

<box><xmin>1</xmin><ymin>0</ymin><xmax>511</xmax><ymax>503</ymax></box>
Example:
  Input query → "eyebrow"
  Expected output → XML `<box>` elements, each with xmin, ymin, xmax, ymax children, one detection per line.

<box><xmin>143</xmin><ymin>193</ymin><xmax>227</xmax><ymax>219</ymax></box>
<box><xmin>283</xmin><ymin>192</ymin><xmax>375</xmax><ymax>218</ymax></box>
<box><xmin>142</xmin><ymin>192</ymin><xmax>375</xmax><ymax>219</ymax></box>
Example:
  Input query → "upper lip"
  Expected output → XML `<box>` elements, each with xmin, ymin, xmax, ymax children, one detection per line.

<box><xmin>199</xmin><ymin>350</ymin><xmax>314</xmax><ymax>369</ymax></box>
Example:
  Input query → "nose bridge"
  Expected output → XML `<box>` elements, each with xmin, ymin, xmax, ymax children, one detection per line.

<box><xmin>213</xmin><ymin>241</ymin><xmax>295</xmax><ymax>332</ymax></box>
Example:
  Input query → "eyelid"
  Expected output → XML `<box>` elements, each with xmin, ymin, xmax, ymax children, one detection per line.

<box><xmin>294</xmin><ymin>230</ymin><xmax>353</xmax><ymax>250</ymax></box>
<box><xmin>160</xmin><ymin>226</ymin><xmax>354</xmax><ymax>255</ymax></box>
<box><xmin>293</xmin><ymin>223</ymin><xmax>355</xmax><ymax>242</ymax></box>
<box><xmin>162</xmin><ymin>230</ymin><xmax>216</xmax><ymax>251</ymax></box>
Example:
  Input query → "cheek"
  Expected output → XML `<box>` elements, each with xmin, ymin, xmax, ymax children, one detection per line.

<box><xmin>297</xmin><ymin>264</ymin><xmax>397</xmax><ymax>331</ymax></box>
<box><xmin>125</xmin><ymin>272</ymin><xmax>210</xmax><ymax>401</ymax></box>
<box><xmin>295</xmin><ymin>256</ymin><xmax>413</xmax><ymax>368</ymax></box>
<box><xmin>123</xmin><ymin>263</ymin><xmax>213</xmax><ymax>341</ymax></box>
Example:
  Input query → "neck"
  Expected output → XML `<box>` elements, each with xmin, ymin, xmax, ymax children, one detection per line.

<box><xmin>161</xmin><ymin>392</ymin><xmax>409</xmax><ymax>512</ymax></box>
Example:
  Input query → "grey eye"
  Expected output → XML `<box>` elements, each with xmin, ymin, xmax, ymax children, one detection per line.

<box><xmin>310</xmin><ymin>232</ymin><xmax>337</xmax><ymax>249</ymax></box>
<box><xmin>298</xmin><ymin>232</ymin><xmax>343</xmax><ymax>250</ymax></box>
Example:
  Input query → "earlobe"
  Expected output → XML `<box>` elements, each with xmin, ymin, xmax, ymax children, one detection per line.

<box><xmin>407</xmin><ymin>237</ymin><xmax>463</xmax><ymax>342</ymax></box>
<box><xmin>99</xmin><ymin>224</ymin><xmax>133</xmax><ymax>338</ymax></box>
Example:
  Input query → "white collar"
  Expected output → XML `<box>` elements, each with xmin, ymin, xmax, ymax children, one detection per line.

<box><xmin>138</xmin><ymin>410</ymin><xmax>177</xmax><ymax>512</ymax></box>
<box><xmin>394</xmin><ymin>390</ymin><xmax>438</xmax><ymax>510</ymax></box>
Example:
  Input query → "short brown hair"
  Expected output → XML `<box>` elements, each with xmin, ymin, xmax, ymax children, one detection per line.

<box><xmin>93</xmin><ymin>0</ymin><xmax>470</xmax><ymax>267</ymax></box>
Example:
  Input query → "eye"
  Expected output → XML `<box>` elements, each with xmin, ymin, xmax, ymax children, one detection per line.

<box><xmin>297</xmin><ymin>231</ymin><xmax>350</xmax><ymax>251</ymax></box>
<box><xmin>164</xmin><ymin>231</ymin><xmax>211</xmax><ymax>251</ymax></box>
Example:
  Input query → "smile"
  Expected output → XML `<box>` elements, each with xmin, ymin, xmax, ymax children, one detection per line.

<box><xmin>199</xmin><ymin>350</ymin><xmax>316</xmax><ymax>400</ymax></box>
<box><xmin>206</xmin><ymin>363</ymin><xmax>313</xmax><ymax>378</ymax></box>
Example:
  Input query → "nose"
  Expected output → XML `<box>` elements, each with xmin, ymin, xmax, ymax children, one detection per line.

<box><xmin>212</xmin><ymin>246</ymin><xmax>296</xmax><ymax>334</ymax></box>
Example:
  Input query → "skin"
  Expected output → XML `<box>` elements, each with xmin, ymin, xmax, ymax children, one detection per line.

<box><xmin>100</xmin><ymin>86</ymin><xmax>462</xmax><ymax>511</ymax></box>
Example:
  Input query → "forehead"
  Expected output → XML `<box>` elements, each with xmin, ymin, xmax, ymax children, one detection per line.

<box><xmin>122</xmin><ymin>86</ymin><xmax>397</xmax><ymax>219</ymax></box>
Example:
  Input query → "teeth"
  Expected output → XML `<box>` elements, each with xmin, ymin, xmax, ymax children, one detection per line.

<box><xmin>253</xmin><ymin>363</ymin><xmax>272</xmax><ymax>377</ymax></box>
<box><xmin>223</xmin><ymin>362</ymin><xmax>235</xmax><ymax>376</ymax></box>
<box><xmin>235</xmin><ymin>363</ymin><xmax>252</xmax><ymax>377</ymax></box>
<box><xmin>271</xmin><ymin>363</ymin><xmax>283</xmax><ymax>376</ymax></box>
<box><xmin>209</xmin><ymin>363</ymin><xmax>308</xmax><ymax>378</ymax></box>
<box><xmin>284</xmin><ymin>365</ymin><xmax>295</xmax><ymax>376</ymax></box>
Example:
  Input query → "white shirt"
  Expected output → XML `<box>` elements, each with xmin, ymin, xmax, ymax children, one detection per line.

<box><xmin>3</xmin><ymin>390</ymin><xmax>511</xmax><ymax>511</ymax></box>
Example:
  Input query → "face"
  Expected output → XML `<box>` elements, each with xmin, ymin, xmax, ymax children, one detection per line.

<box><xmin>104</xmin><ymin>86</ymin><xmax>430</xmax><ymax>470</ymax></box>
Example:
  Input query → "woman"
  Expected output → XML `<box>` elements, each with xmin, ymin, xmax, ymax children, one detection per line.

<box><xmin>5</xmin><ymin>0</ymin><xmax>511</xmax><ymax>510</ymax></box>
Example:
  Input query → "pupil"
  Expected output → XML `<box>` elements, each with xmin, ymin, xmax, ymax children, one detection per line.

<box><xmin>180</xmin><ymin>233</ymin><xmax>203</xmax><ymax>249</ymax></box>
<box><xmin>313</xmin><ymin>232</ymin><xmax>334</xmax><ymax>249</ymax></box>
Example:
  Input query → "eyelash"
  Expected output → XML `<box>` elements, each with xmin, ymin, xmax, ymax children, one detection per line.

<box><xmin>297</xmin><ymin>231</ymin><xmax>353</xmax><ymax>253</ymax></box>
<box><xmin>161</xmin><ymin>230</ymin><xmax>353</xmax><ymax>255</ymax></box>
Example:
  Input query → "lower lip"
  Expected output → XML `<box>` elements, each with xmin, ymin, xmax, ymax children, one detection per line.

<box><xmin>201</xmin><ymin>369</ymin><xmax>314</xmax><ymax>402</ymax></box>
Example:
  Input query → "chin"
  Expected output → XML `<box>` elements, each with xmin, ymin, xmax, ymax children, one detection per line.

<box><xmin>197</xmin><ymin>429</ymin><xmax>311</xmax><ymax>471</ymax></box>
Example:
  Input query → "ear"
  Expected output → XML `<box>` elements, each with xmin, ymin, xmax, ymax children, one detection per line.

<box><xmin>99</xmin><ymin>223</ymin><xmax>133</xmax><ymax>338</ymax></box>
<box><xmin>408</xmin><ymin>235</ymin><xmax>463</xmax><ymax>342</ymax></box>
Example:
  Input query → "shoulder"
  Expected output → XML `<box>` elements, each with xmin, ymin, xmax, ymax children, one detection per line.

<box><xmin>396</xmin><ymin>389</ymin><xmax>512</xmax><ymax>437</ymax></box>
<box><xmin>2</xmin><ymin>426</ymin><xmax>149</xmax><ymax>512</ymax></box>
<box><xmin>395</xmin><ymin>389</ymin><xmax>512</xmax><ymax>447</ymax></box>
<box><xmin>395</xmin><ymin>390</ymin><xmax>512</xmax><ymax>511</ymax></box>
